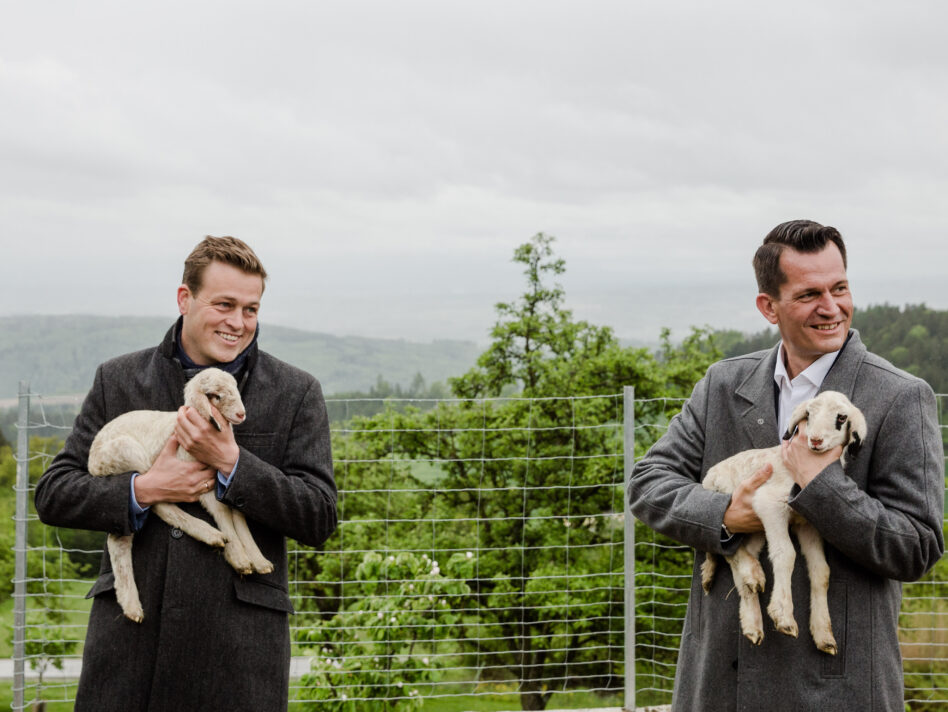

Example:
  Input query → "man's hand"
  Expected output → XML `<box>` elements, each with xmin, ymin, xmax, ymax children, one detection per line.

<box><xmin>782</xmin><ymin>421</ymin><xmax>844</xmax><ymax>489</ymax></box>
<box><xmin>174</xmin><ymin>404</ymin><xmax>240</xmax><ymax>474</ymax></box>
<box><xmin>133</xmin><ymin>435</ymin><xmax>217</xmax><ymax>506</ymax></box>
<box><xmin>723</xmin><ymin>463</ymin><xmax>772</xmax><ymax>534</ymax></box>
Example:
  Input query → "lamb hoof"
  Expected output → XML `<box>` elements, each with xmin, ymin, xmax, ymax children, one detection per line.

<box><xmin>224</xmin><ymin>545</ymin><xmax>254</xmax><ymax>575</ymax></box>
<box><xmin>776</xmin><ymin>621</ymin><xmax>799</xmax><ymax>638</ymax></box>
<box><xmin>116</xmin><ymin>593</ymin><xmax>144</xmax><ymax>623</ymax></box>
<box><xmin>744</xmin><ymin>629</ymin><xmax>764</xmax><ymax>646</ymax></box>
<box><xmin>815</xmin><ymin>637</ymin><xmax>838</xmax><ymax>655</ymax></box>
<box><xmin>252</xmin><ymin>558</ymin><xmax>274</xmax><ymax>575</ymax></box>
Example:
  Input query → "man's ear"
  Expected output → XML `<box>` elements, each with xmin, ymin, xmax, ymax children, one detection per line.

<box><xmin>756</xmin><ymin>293</ymin><xmax>779</xmax><ymax>325</ymax></box>
<box><xmin>176</xmin><ymin>285</ymin><xmax>191</xmax><ymax>316</ymax></box>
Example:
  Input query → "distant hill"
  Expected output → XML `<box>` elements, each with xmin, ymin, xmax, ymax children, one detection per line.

<box><xmin>0</xmin><ymin>315</ymin><xmax>482</xmax><ymax>399</ymax></box>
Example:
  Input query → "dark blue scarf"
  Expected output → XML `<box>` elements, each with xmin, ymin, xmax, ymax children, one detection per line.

<box><xmin>173</xmin><ymin>316</ymin><xmax>259</xmax><ymax>381</ymax></box>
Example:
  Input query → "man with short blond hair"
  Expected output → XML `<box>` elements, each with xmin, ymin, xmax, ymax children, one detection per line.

<box><xmin>627</xmin><ymin>220</ymin><xmax>943</xmax><ymax>711</ymax></box>
<box><xmin>37</xmin><ymin>235</ymin><xmax>337</xmax><ymax>712</ymax></box>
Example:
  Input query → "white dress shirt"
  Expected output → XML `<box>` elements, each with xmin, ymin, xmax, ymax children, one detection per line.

<box><xmin>773</xmin><ymin>344</ymin><xmax>840</xmax><ymax>438</ymax></box>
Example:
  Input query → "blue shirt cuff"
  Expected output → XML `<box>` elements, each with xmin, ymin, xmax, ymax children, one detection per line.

<box><xmin>216</xmin><ymin>454</ymin><xmax>239</xmax><ymax>497</ymax></box>
<box><xmin>129</xmin><ymin>473</ymin><xmax>150</xmax><ymax>532</ymax></box>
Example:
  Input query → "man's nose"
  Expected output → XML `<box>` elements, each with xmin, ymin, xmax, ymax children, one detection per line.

<box><xmin>224</xmin><ymin>312</ymin><xmax>243</xmax><ymax>330</ymax></box>
<box><xmin>815</xmin><ymin>291</ymin><xmax>839</xmax><ymax>314</ymax></box>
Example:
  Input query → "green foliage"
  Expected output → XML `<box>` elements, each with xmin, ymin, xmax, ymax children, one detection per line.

<box><xmin>293</xmin><ymin>234</ymin><xmax>721</xmax><ymax>711</ymax></box>
<box><xmin>0</xmin><ymin>437</ymin><xmax>82</xmax><ymax>680</ymax></box>
<box><xmin>721</xmin><ymin>303</ymin><xmax>948</xmax><ymax>393</ymax></box>
<box><xmin>296</xmin><ymin>551</ymin><xmax>476</xmax><ymax>711</ymax></box>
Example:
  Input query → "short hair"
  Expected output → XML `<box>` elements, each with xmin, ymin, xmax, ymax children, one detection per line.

<box><xmin>182</xmin><ymin>236</ymin><xmax>268</xmax><ymax>294</ymax></box>
<box><xmin>753</xmin><ymin>220</ymin><xmax>847</xmax><ymax>297</ymax></box>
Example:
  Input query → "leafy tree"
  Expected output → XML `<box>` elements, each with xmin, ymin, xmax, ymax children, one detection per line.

<box><xmin>297</xmin><ymin>233</ymin><xmax>720</xmax><ymax>710</ymax></box>
<box><xmin>296</xmin><ymin>551</ymin><xmax>476</xmax><ymax>711</ymax></box>
<box><xmin>721</xmin><ymin>303</ymin><xmax>947</xmax><ymax>393</ymax></box>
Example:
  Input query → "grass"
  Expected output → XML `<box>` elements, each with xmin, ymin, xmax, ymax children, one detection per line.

<box><xmin>0</xmin><ymin>679</ymin><xmax>78</xmax><ymax>711</ymax></box>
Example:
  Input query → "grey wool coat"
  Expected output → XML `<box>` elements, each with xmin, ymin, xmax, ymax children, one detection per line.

<box><xmin>35</xmin><ymin>322</ymin><xmax>338</xmax><ymax>712</ymax></box>
<box><xmin>627</xmin><ymin>331</ymin><xmax>944</xmax><ymax>712</ymax></box>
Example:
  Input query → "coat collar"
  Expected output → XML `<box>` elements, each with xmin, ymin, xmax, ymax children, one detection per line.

<box><xmin>158</xmin><ymin>318</ymin><xmax>260</xmax><ymax>391</ymax></box>
<box><xmin>733</xmin><ymin>329</ymin><xmax>865</xmax><ymax>448</ymax></box>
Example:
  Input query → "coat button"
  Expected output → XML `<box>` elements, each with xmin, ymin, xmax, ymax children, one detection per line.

<box><xmin>171</xmin><ymin>528</ymin><xmax>183</xmax><ymax>539</ymax></box>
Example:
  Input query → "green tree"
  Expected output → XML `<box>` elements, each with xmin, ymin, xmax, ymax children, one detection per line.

<box><xmin>296</xmin><ymin>551</ymin><xmax>476</xmax><ymax>711</ymax></box>
<box><xmin>297</xmin><ymin>234</ymin><xmax>720</xmax><ymax>710</ymax></box>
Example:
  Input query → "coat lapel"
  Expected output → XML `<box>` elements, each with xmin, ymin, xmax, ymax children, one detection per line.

<box><xmin>819</xmin><ymin>330</ymin><xmax>866</xmax><ymax>399</ymax></box>
<box><xmin>734</xmin><ymin>345</ymin><xmax>781</xmax><ymax>449</ymax></box>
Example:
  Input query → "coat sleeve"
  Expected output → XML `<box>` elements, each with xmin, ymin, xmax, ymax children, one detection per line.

<box><xmin>790</xmin><ymin>380</ymin><xmax>945</xmax><ymax>581</ymax></box>
<box><xmin>34</xmin><ymin>365</ymin><xmax>137</xmax><ymax>536</ymax></box>
<box><xmin>627</xmin><ymin>372</ymin><xmax>741</xmax><ymax>556</ymax></box>
<box><xmin>221</xmin><ymin>376</ymin><xmax>337</xmax><ymax>549</ymax></box>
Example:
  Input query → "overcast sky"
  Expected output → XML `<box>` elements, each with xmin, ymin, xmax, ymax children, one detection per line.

<box><xmin>2</xmin><ymin>1</ymin><xmax>945</xmax><ymax>344</ymax></box>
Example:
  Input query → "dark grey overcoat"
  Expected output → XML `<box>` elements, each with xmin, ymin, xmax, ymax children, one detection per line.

<box><xmin>628</xmin><ymin>331</ymin><xmax>944</xmax><ymax>712</ymax></box>
<box><xmin>35</xmin><ymin>322</ymin><xmax>338</xmax><ymax>712</ymax></box>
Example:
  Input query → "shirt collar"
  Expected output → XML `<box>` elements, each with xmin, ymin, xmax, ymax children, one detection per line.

<box><xmin>773</xmin><ymin>342</ymin><xmax>840</xmax><ymax>390</ymax></box>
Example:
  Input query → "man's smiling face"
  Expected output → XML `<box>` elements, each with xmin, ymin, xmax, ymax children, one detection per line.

<box><xmin>177</xmin><ymin>261</ymin><xmax>263</xmax><ymax>366</ymax></box>
<box><xmin>755</xmin><ymin>242</ymin><xmax>853</xmax><ymax>379</ymax></box>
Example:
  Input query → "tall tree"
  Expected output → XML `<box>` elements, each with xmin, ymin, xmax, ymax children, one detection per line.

<box><xmin>297</xmin><ymin>234</ymin><xmax>721</xmax><ymax>710</ymax></box>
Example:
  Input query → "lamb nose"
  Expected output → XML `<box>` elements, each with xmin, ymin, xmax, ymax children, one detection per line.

<box><xmin>810</xmin><ymin>438</ymin><xmax>823</xmax><ymax>447</ymax></box>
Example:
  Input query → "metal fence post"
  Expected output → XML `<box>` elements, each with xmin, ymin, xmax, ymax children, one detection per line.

<box><xmin>623</xmin><ymin>386</ymin><xmax>635</xmax><ymax>712</ymax></box>
<box><xmin>13</xmin><ymin>382</ymin><xmax>30</xmax><ymax>711</ymax></box>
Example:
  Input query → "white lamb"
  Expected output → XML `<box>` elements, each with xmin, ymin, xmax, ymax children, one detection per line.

<box><xmin>88</xmin><ymin>367</ymin><xmax>273</xmax><ymax>623</ymax></box>
<box><xmin>700</xmin><ymin>390</ymin><xmax>866</xmax><ymax>654</ymax></box>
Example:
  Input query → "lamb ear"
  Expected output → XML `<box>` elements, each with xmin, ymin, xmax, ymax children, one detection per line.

<box><xmin>189</xmin><ymin>390</ymin><xmax>215</xmax><ymax>426</ymax></box>
<box><xmin>844</xmin><ymin>429</ymin><xmax>862</xmax><ymax>464</ymax></box>
<box><xmin>208</xmin><ymin>411</ymin><xmax>223</xmax><ymax>432</ymax></box>
<box><xmin>785</xmin><ymin>401</ymin><xmax>810</xmax><ymax>440</ymax></box>
<box><xmin>843</xmin><ymin>405</ymin><xmax>867</xmax><ymax>463</ymax></box>
<box><xmin>202</xmin><ymin>392</ymin><xmax>224</xmax><ymax>431</ymax></box>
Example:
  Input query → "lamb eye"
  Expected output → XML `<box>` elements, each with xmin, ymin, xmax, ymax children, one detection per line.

<box><xmin>208</xmin><ymin>393</ymin><xmax>220</xmax><ymax>401</ymax></box>
<box><xmin>835</xmin><ymin>414</ymin><xmax>847</xmax><ymax>429</ymax></box>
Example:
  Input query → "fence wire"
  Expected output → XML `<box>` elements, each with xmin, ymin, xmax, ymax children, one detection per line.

<box><xmin>8</xmin><ymin>388</ymin><xmax>948</xmax><ymax>710</ymax></box>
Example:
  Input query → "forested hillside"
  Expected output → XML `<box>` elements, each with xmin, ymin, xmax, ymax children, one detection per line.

<box><xmin>717</xmin><ymin>304</ymin><xmax>947</xmax><ymax>392</ymax></box>
<box><xmin>0</xmin><ymin>315</ymin><xmax>481</xmax><ymax>400</ymax></box>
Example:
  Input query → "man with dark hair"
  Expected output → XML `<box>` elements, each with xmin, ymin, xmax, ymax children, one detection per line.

<box><xmin>627</xmin><ymin>220</ymin><xmax>943</xmax><ymax>710</ymax></box>
<box><xmin>36</xmin><ymin>236</ymin><xmax>337</xmax><ymax>712</ymax></box>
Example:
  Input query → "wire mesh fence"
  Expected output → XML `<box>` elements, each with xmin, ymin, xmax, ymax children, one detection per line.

<box><xmin>7</xmin><ymin>386</ymin><xmax>948</xmax><ymax>710</ymax></box>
